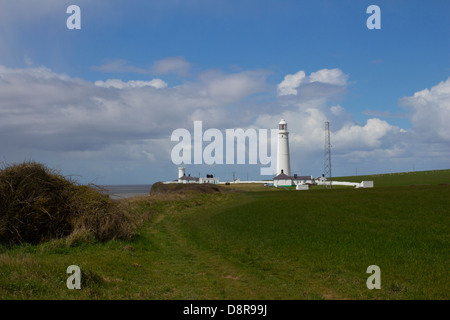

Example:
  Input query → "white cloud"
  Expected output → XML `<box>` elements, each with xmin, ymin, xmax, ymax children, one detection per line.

<box><xmin>94</xmin><ymin>79</ymin><xmax>168</xmax><ymax>89</ymax></box>
<box><xmin>277</xmin><ymin>70</ymin><xmax>306</xmax><ymax>96</ymax></box>
<box><xmin>400</xmin><ymin>77</ymin><xmax>450</xmax><ymax>142</ymax></box>
<box><xmin>333</xmin><ymin>118</ymin><xmax>399</xmax><ymax>150</ymax></box>
<box><xmin>277</xmin><ymin>68</ymin><xmax>348</xmax><ymax>96</ymax></box>
<box><xmin>0</xmin><ymin>65</ymin><xmax>268</xmax><ymax>158</ymax></box>
<box><xmin>330</xmin><ymin>105</ymin><xmax>344</xmax><ymax>115</ymax></box>
<box><xmin>309</xmin><ymin>68</ymin><xmax>348</xmax><ymax>86</ymax></box>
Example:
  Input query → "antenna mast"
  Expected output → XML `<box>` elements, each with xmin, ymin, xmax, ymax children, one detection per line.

<box><xmin>324</xmin><ymin>121</ymin><xmax>332</xmax><ymax>189</ymax></box>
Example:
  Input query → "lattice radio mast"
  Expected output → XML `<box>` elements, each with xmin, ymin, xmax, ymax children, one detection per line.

<box><xmin>324</xmin><ymin>121</ymin><xmax>332</xmax><ymax>189</ymax></box>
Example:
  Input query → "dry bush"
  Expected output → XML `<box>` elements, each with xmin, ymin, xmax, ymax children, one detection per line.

<box><xmin>67</xmin><ymin>185</ymin><xmax>136</xmax><ymax>244</ymax></box>
<box><xmin>0</xmin><ymin>161</ymin><xmax>136</xmax><ymax>245</ymax></box>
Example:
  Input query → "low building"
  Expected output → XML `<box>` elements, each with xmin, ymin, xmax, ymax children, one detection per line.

<box><xmin>292</xmin><ymin>174</ymin><xmax>314</xmax><ymax>185</ymax></box>
<box><xmin>199</xmin><ymin>176</ymin><xmax>220</xmax><ymax>184</ymax></box>
<box><xmin>273</xmin><ymin>170</ymin><xmax>314</xmax><ymax>187</ymax></box>
<box><xmin>178</xmin><ymin>174</ymin><xmax>219</xmax><ymax>184</ymax></box>
<box><xmin>296</xmin><ymin>184</ymin><xmax>310</xmax><ymax>190</ymax></box>
<box><xmin>178</xmin><ymin>174</ymin><xmax>199</xmax><ymax>184</ymax></box>
<box><xmin>316</xmin><ymin>175</ymin><xmax>327</xmax><ymax>184</ymax></box>
<box><xmin>273</xmin><ymin>171</ymin><xmax>293</xmax><ymax>187</ymax></box>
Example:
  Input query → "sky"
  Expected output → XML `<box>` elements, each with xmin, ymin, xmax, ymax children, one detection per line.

<box><xmin>0</xmin><ymin>0</ymin><xmax>449</xmax><ymax>184</ymax></box>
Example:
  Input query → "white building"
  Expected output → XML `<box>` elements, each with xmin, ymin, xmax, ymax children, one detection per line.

<box><xmin>178</xmin><ymin>174</ymin><xmax>199</xmax><ymax>184</ymax></box>
<box><xmin>178</xmin><ymin>173</ymin><xmax>219</xmax><ymax>184</ymax></box>
<box><xmin>200</xmin><ymin>175</ymin><xmax>220</xmax><ymax>184</ymax></box>
<box><xmin>273</xmin><ymin>170</ymin><xmax>292</xmax><ymax>187</ymax></box>
<box><xmin>273</xmin><ymin>170</ymin><xmax>314</xmax><ymax>187</ymax></box>
<box><xmin>292</xmin><ymin>175</ymin><xmax>314</xmax><ymax>185</ymax></box>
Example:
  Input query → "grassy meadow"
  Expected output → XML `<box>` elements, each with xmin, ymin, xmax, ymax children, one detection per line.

<box><xmin>334</xmin><ymin>169</ymin><xmax>450</xmax><ymax>187</ymax></box>
<box><xmin>0</xmin><ymin>170</ymin><xmax>449</xmax><ymax>299</ymax></box>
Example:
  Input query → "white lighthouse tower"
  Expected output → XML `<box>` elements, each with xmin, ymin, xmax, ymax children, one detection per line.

<box><xmin>178</xmin><ymin>167</ymin><xmax>186</xmax><ymax>179</ymax></box>
<box><xmin>277</xmin><ymin>119</ymin><xmax>291</xmax><ymax>176</ymax></box>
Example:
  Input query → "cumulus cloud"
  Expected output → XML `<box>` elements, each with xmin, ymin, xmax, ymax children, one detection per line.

<box><xmin>277</xmin><ymin>68</ymin><xmax>348</xmax><ymax>96</ymax></box>
<box><xmin>333</xmin><ymin>118</ymin><xmax>399</xmax><ymax>150</ymax></box>
<box><xmin>0</xmin><ymin>65</ymin><xmax>269</xmax><ymax>159</ymax></box>
<box><xmin>400</xmin><ymin>77</ymin><xmax>450</xmax><ymax>142</ymax></box>
<box><xmin>309</xmin><ymin>68</ymin><xmax>348</xmax><ymax>86</ymax></box>
<box><xmin>277</xmin><ymin>70</ymin><xmax>306</xmax><ymax>96</ymax></box>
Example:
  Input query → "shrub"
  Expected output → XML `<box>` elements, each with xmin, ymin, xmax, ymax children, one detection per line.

<box><xmin>0</xmin><ymin>161</ymin><xmax>135</xmax><ymax>245</ymax></box>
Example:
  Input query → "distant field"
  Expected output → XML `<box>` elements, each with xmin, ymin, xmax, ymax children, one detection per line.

<box><xmin>221</xmin><ymin>183</ymin><xmax>280</xmax><ymax>192</ymax></box>
<box><xmin>334</xmin><ymin>169</ymin><xmax>450</xmax><ymax>187</ymax></box>
<box><xmin>0</xmin><ymin>170</ymin><xmax>449</xmax><ymax>299</ymax></box>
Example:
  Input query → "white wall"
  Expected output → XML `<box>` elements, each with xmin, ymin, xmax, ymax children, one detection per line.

<box><xmin>274</xmin><ymin>179</ymin><xmax>292</xmax><ymax>187</ymax></box>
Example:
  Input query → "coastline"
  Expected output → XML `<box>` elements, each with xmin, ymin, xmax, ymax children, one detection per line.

<box><xmin>99</xmin><ymin>184</ymin><xmax>153</xmax><ymax>199</ymax></box>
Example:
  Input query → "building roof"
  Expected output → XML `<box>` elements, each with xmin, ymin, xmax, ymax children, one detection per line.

<box><xmin>292</xmin><ymin>176</ymin><xmax>313</xmax><ymax>180</ymax></box>
<box><xmin>273</xmin><ymin>173</ymin><xmax>312</xmax><ymax>180</ymax></box>
<box><xmin>273</xmin><ymin>172</ymin><xmax>292</xmax><ymax>180</ymax></box>
<box><xmin>179</xmin><ymin>175</ymin><xmax>199</xmax><ymax>181</ymax></box>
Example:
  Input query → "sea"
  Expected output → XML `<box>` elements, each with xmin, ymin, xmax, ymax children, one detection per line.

<box><xmin>99</xmin><ymin>184</ymin><xmax>153</xmax><ymax>200</ymax></box>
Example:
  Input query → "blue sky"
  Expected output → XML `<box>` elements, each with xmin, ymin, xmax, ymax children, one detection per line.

<box><xmin>0</xmin><ymin>0</ymin><xmax>449</xmax><ymax>184</ymax></box>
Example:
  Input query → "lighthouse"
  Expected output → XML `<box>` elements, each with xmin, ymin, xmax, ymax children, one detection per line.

<box><xmin>178</xmin><ymin>167</ymin><xmax>186</xmax><ymax>179</ymax></box>
<box><xmin>277</xmin><ymin>119</ymin><xmax>291</xmax><ymax>176</ymax></box>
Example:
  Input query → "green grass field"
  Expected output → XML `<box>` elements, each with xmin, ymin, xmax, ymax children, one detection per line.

<box><xmin>334</xmin><ymin>169</ymin><xmax>450</xmax><ymax>187</ymax></box>
<box><xmin>0</xmin><ymin>170</ymin><xmax>449</xmax><ymax>299</ymax></box>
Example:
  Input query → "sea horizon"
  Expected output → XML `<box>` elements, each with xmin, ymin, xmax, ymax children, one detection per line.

<box><xmin>99</xmin><ymin>184</ymin><xmax>153</xmax><ymax>199</ymax></box>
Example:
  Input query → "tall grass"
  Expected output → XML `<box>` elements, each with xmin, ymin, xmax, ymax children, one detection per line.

<box><xmin>0</xmin><ymin>161</ymin><xmax>138</xmax><ymax>246</ymax></box>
